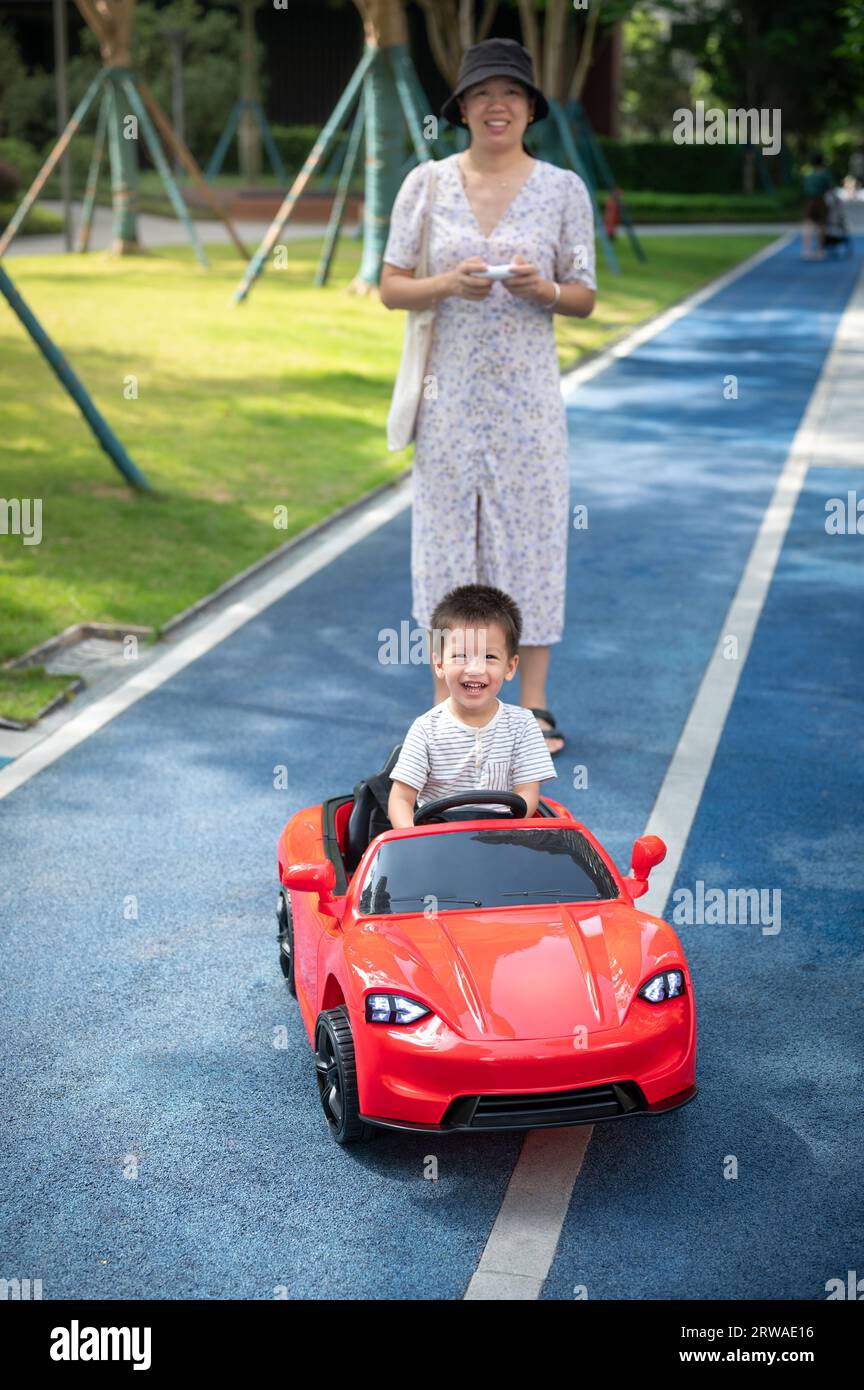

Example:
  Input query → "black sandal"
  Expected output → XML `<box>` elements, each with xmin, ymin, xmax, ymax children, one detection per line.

<box><xmin>529</xmin><ymin>707</ymin><xmax>567</xmax><ymax>755</ymax></box>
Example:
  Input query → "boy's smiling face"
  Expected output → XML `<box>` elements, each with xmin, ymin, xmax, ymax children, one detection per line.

<box><xmin>435</xmin><ymin>620</ymin><xmax>519</xmax><ymax>717</ymax></box>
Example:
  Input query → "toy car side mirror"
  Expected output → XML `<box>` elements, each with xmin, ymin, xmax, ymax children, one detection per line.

<box><xmin>625</xmin><ymin>834</ymin><xmax>667</xmax><ymax>900</ymax></box>
<box><xmin>281</xmin><ymin>861</ymin><xmax>343</xmax><ymax>920</ymax></box>
<box><xmin>282</xmin><ymin>861</ymin><xmax>335</xmax><ymax>893</ymax></box>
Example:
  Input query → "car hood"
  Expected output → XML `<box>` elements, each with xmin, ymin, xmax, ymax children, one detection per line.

<box><xmin>346</xmin><ymin>900</ymin><xmax>683</xmax><ymax>1042</ymax></box>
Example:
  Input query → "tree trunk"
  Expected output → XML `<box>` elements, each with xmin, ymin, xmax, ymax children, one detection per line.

<box><xmin>106</xmin><ymin>75</ymin><xmax>140</xmax><ymax>251</ymax></box>
<box><xmin>417</xmin><ymin>0</ymin><xmax>499</xmax><ymax>82</ymax></box>
<box><xmin>417</xmin><ymin>1</ymin><xmax>460</xmax><ymax>84</ymax></box>
<box><xmin>75</xmin><ymin>1</ymin><xmax>140</xmax><ymax>250</ymax></box>
<box><xmin>238</xmin><ymin>0</ymin><xmax>262</xmax><ymax>181</ymax></box>
<box><xmin>543</xmin><ymin>0</ymin><xmax>568</xmax><ymax>98</ymax></box>
<box><xmin>517</xmin><ymin>0</ymin><xmax>541</xmax><ymax>81</ymax></box>
<box><xmin>742</xmin><ymin>0</ymin><xmax>756</xmax><ymax>193</ymax></box>
<box><xmin>349</xmin><ymin>0</ymin><xmax>410</xmax><ymax>295</ymax></box>
<box><xmin>569</xmin><ymin>0</ymin><xmax>603</xmax><ymax>102</ymax></box>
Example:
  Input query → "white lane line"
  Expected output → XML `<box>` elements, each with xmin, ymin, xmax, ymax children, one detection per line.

<box><xmin>463</xmin><ymin>250</ymin><xmax>864</xmax><ymax>1302</ymax></box>
<box><xmin>463</xmin><ymin>1128</ymin><xmax>593</xmax><ymax>1300</ymax></box>
<box><xmin>0</xmin><ymin>484</ymin><xmax>410</xmax><ymax>802</ymax></box>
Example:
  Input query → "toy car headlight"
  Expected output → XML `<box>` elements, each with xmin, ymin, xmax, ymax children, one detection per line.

<box><xmin>638</xmin><ymin>969</ymin><xmax>685</xmax><ymax>1004</ymax></box>
<box><xmin>365</xmin><ymin>993</ymin><xmax>430</xmax><ymax>1025</ymax></box>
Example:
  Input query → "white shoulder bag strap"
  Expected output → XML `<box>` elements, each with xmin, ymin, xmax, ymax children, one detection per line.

<box><xmin>386</xmin><ymin>160</ymin><xmax>439</xmax><ymax>453</ymax></box>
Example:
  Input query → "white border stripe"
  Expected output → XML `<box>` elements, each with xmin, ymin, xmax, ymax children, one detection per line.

<box><xmin>464</xmin><ymin>242</ymin><xmax>861</xmax><ymax>1302</ymax></box>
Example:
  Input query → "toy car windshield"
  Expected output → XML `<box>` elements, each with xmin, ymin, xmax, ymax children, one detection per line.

<box><xmin>356</xmin><ymin>826</ymin><xmax>619</xmax><ymax>916</ymax></box>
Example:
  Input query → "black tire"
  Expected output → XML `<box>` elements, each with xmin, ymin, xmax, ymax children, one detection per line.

<box><xmin>276</xmin><ymin>891</ymin><xmax>296</xmax><ymax>997</ymax></box>
<box><xmin>314</xmin><ymin>1006</ymin><xmax>372</xmax><ymax>1145</ymax></box>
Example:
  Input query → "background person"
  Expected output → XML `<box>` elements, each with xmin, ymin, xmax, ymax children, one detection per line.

<box><xmin>801</xmin><ymin>151</ymin><xmax>835</xmax><ymax>260</ymax></box>
<box><xmin>847</xmin><ymin>144</ymin><xmax>864</xmax><ymax>197</ymax></box>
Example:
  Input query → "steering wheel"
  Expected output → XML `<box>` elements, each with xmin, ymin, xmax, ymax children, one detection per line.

<box><xmin>413</xmin><ymin>790</ymin><xmax>528</xmax><ymax>826</ymax></box>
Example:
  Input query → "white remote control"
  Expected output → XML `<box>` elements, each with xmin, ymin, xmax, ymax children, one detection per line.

<box><xmin>469</xmin><ymin>264</ymin><xmax>517</xmax><ymax>280</ymax></box>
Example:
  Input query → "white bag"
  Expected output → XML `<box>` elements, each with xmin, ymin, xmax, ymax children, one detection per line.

<box><xmin>386</xmin><ymin>160</ymin><xmax>439</xmax><ymax>453</ymax></box>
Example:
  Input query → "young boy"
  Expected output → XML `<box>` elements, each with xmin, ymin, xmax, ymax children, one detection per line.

<box><xmin>387</xmin><ymin>584</ymin><xmax>557</xmax><ymax>829</ymax></box>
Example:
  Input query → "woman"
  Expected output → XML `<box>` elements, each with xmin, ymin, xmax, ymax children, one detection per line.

<box><xmin>379</xmin><ymin>38</ymin><xmax>596</xmax><ymax>755</ymax></box>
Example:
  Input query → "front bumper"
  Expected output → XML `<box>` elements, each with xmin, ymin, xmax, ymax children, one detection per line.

<box><xmin>355</xmin><ymin>996</ymin><xmax>697</xmax><ymax>1131</ymax></box>
<box><xmin>361</xmin><ymin>1081</ymin><xmax>698</xmax><ymax>1134</ymax></box>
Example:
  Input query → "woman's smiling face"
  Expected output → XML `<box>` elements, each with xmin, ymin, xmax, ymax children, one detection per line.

<box><xmin>458</xmin><ymin>76</ymin><xmax>534</xmax><ymax>149</ymax></box>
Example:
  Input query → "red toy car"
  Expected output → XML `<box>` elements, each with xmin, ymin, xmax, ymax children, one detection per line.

<box><xmin>276</xmin><ymin>746</ymin><xmax>697</xmax><ymax>1145</ymax></box>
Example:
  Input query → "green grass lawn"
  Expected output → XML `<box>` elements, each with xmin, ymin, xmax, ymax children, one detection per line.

<box><xmin>0</xmin><ymin>231</ymin><xmax>774</xmax><ymax>721</ymax></box>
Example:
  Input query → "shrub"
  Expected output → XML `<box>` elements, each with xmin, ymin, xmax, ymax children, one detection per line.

<box><xmin>0</xmin><ymin>135</ymin><xmax>39</xmax><ymax>187</ymax></box>
<box><xmin>0</xmin><ymin>201</ymin><xmax>64</xmax><ymax>235</ymax></box>
<box><xmin>0</xmin><ymin>156</ymin><xmax>20</xmax><ymax>200</ymax></box>
<box><xmin>41</xmin><ymin>133</ymin><xmax>97</xmax><ymax>191</ymax></box>
<box><xmin>270</xmin><ymin>125</ymin><xmax>347</xmax><ymax>179</ymax></box>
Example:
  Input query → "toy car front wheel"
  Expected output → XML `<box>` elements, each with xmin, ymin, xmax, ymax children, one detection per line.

<box><xmin>276</xmin><ymin>891</ymin><xmax>296</xmax><ymax>997</ymax></box>
<box><xmin>314</xmin><ymin>1007</ymin><xmax>372</xmax><ymax>1145</ymax></box>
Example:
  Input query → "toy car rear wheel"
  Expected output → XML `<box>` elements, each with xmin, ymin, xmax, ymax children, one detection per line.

<box><xmin>277</xmin><ymin>891</ymin><xmax>296</xmax><ymax>997</ymax></box>
<box><xmin>314</xmin><ymin>1007</ymin><xmax>372</xmax><ymax>1145</ymax></box>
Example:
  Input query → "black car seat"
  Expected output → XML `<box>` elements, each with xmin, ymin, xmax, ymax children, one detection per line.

<box><xmin>344</xmin><ymin>742</ymin><xmax>402</xmax><ymax>875</ymax></box>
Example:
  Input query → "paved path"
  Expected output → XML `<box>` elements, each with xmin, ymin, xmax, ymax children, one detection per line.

<box><xmin>5</xmin><ymin>201</ymin><xmax>347</xmax><ymax>257</ymax></box>
<box><xmin>1</xmin><ymin>228</ymin><xmax>861</xmax><ymax>1300</ymax></box>
<box><xmin>12</xmin><ymin>192</ymin><xmax>862</xmax><ymax>257</ymax></box>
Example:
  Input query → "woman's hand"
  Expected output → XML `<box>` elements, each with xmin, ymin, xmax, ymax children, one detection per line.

<box><xmin>448</xmin><ymin>257</ymin><xmax>494</xmax><ymax>300</ymax></box>
<box><xmin>503</xmin><ymin>254</ymin><xmax>555</xmax><ymax>306</ymax></box>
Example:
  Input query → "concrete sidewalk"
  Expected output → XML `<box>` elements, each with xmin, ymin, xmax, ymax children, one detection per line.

<box><xmin>4</xmin><ymin>200</ymin><xmax>353</xmax><ymax>256</ymax></box>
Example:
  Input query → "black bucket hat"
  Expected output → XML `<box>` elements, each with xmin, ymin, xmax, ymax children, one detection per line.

<box><xmin>440</xmin><ymin>37</ymin><xmax>549</xmax><ymax>128</ymax></box>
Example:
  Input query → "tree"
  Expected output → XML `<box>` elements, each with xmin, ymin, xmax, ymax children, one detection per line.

<box><xmin>0</xmin><ymin>3</ymin><xmax>247</xmax><ymax>171</ymax></box>
<box><xmin>678</xmin><ymin>0</ymin><xmax>860</xmax><ymax>155</ymax></box>
<box><xmin>414</xmin><ymin>0</ymin><xmax>499</xmax><ymax>85</ymax></box>
<box><xmin>76</xmin><ymin>0</ymin><xmax>141</xmax><ymax>250</ymax></box>
<box><xmin>415</xmin><ymin>0</ymin><xmax>641</xmax><ymax>106</ymax></box>
<box><xmin>0</xmin><ymin>20</ymin><xmax>27</xmax><ymax>140</ymax></box>
<box><xmin>620</xmin><ymin>5</ymin><xmax>693</xmax><ymax>140</ymax></box>
<box><xmin>834</xmin><ymin>1</ymin><xmax>864</xmax><ymax>122</ymax></box>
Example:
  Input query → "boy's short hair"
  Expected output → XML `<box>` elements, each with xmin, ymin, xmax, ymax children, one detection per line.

<box><xmin>429</xmin><ymin>584</ymin><xmax>522</xmax><ymax>662</ymax></box>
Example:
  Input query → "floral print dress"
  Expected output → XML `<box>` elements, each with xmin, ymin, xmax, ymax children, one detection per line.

<box><xmin>382</xmin><ymin>153</ymin><xmax>596</xmax><ymax>646</ymax></box>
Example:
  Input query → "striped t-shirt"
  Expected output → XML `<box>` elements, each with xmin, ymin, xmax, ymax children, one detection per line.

<box><xmin>390</xmin><ymin>699</ymin><xmax>557</xmax><ymax>811</ymax></box>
